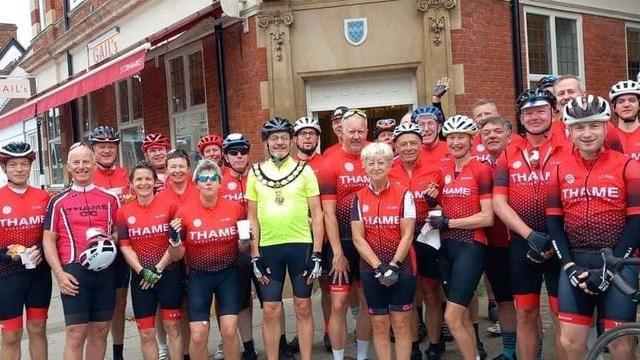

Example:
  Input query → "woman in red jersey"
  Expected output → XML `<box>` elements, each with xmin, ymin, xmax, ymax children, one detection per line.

<box><xmin>168</xmin><ymin>160</ymin><xmax>247</xmax><ymax>360</ymax></box>
<box><xmin>117</xmin><ymin>162</ymin><xmax>183</xmax><ymax>360</ymax></box>
<box><xmin>428</xmin><ymin>115</ymin><xmax>493</xmax><ymax>360</ymax></box>
<box><xmin>351</xmin><ymin>142</ymin><xmax>417</xmax><ymax>360</ymax></box>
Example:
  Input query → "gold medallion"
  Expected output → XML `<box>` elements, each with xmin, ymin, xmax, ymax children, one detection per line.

<box><xmin>275</xmin><ymin>190</ymin><xmax>284</xmax><ymax>205</ymax></box>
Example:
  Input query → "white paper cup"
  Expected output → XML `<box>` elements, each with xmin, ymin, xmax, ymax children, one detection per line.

<box><xmin>20</xmin><ymin>251</ymin><xmax>36</xmax><ymax>269</ymax></box>
<box><xmin>237</xmin><ymin>220</ymin><xmax>251</xmax><ymax>241</ymax></box>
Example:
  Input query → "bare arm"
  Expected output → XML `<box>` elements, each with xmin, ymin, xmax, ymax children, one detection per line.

<box><xmin>119</xmin><ymin>246</ymin><xmax>145</xmax><ymax>274</ymax></box>
<box><xmin>351</xmin><ymin>220</ymin><xmax>381</xmax><ymax>268</ymax></box>
<box><xmin>449</xmin><ymin>198</ymin><xmax>494</xmax><ymax>229</ymax></box>
<box><xmin>493</xmin><ymin>194</ymin><xmax>532</xmax><ymax>238</ymax></box>
<box><xmin>308</xmin><ymin>196</ymin><xmax>324</xmax><ymax>253</ymax></box>
<box><xmin>43</xmin><ymin>230</ymin><xmax>79</xmax><ymax>296</ymax></box>
<box><xmin>322</xmin><ymin>200</ymin><xmax>343</xmax><ymax>255</ymax></box>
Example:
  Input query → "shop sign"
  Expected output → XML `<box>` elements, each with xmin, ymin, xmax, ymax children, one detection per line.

<box><xmin>344</xmin><ymin>18</ymin><xmax>368</xmax><ymax>46</ymax></box>
<box><xmin>88</xmin><ymin>28</ymin><xmax>120</xmax><ymax>66</ymax></box>
<box><xmin>0</xmin><ymin>78</ymin><xmax>31</xmax><ymax>98</ymax></box>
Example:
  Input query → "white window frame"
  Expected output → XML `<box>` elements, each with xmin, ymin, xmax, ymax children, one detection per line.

<box><xmin>523</xmin><ymin>7</ymin><xmax>585</xmax><ymax>85</ymax></box>
<box><xmin>77</xmin><ymin>95</ymin><xmax>93</xmax><ymax>141</ymax></box>
<box><xmin>38</xmin><ymin>0</ymin><xmax>47</xmax><ymax>30</ymax></box>
<box><xmin>115</xmin><ymin>75</ymin><xmax>145</xmax><ymax>168</ymax></box>
<box><xmin>45</xmin><ymin>108</ymin><xmax>64</xmax><ymax>187</ymax></box>
<box><xmin>626</xmin><ymin>23</ymin><xmax>640</xmax><ymax>80</ymax></box>
<box><xmin>164</xmin><ymin>41</ymin><xmax>208</xmax><ymax>150</ymax></box>
<box><xmin>25</xmin><ymin>130</ymin><xmax>42</xmax><ymax>188</ymax></box>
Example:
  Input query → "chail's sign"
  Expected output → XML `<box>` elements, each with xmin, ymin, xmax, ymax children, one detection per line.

<box><xmin>0</xmin><ymin>78</ymin><xmax>31</xmax><ymax>98</ymax></box>
<box><xmin>88</xmin><ymin>28</ymin><xmax>120</xmax><ymax>67</ymax></box>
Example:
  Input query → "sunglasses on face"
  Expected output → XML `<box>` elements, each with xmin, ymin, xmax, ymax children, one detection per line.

<box><xmin>376</xmin><ymin>118</ymin><xmax>396</xmax><ymax>129</ymax></box>
<box><xmin>227</xmin><ymin>149</ymin><xmax>249</xmax><ymax>156</ymax></box>
<box><xmin>196</xmin><ymin>173</ymin><xmax>221</xmax><ymax>183</ymax></box>
<box><xmin>342</xmin><ymin>108</ymin><xmax>367</xmax><ymax>120</ymax></box>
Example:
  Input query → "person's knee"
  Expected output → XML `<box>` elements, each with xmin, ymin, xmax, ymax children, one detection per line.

<box><xmin>559</xmin><ymin>329</ymin><xmax>587</xmax><ymax>353</ymax></box>
<box><xmin>190</xmin><ymin>327</ymin><xmax>209</xmax><ymax>347</ymax></box>
<box><xmin>220</xmin><ymin>320</ymin><xmax>238</xmax><ymax>340</ymax></box>
<box><xmin>163</xmin><ymin>321</ymin><xmax>181</xmax><ymax>339</ymax></box>
<box><xmin>2</xmin><ymin>329</ymin><xmax>23</xmax><ymax>346</ymax></box>
<box><xmin>608</xmin><ymin>335</ymin><xmax>636</xmax><ymax>356</ymax></box>
<box><xmin>370</xmin><ymin>316</ymin><xmax>389</xmax><ymax>335</ymax></box>
<box><xmin>391</xmin><ymin>315</ymin><xmax>410</xmax><ymax>335</ymax></box>
<box><xmin>294</xmin><ymin>299</ymin><xmax>312</xmax><ymax>318</ymax></box>
<box><xmin>444</xmin><ymin>308</ymin><xmax>464</xmax><ymax>328</ymax></box>
<box><xmin>66</xmin><ymin>325</ymin><xmax>88</xmax><ymax>346</ymax></box>
<box><xmin>331</xmin><ymin>293</ymin><xmax>349</xmax><ymax>313</ymax></box>
<box><xmin>139</xmin><ymin>328</ymin><xmax>157</xmax><ymax>344</ymax></box>
<box><xmin>516</xmin><ymin>308</ymin><xmax>539</xmax><ymax>325</ymax></box>
<box><xmin>26</xmin><ymin>319</ymin><xmax>46</xmax><ymax>337</ymax></box>
<box><xmin>263</xmin><ymin>303</ymin><xmax>282</xmax><ymax>322</ymax></box>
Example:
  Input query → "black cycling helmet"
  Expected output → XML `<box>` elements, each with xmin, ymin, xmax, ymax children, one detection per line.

<box><xmin>88</xmin><ymin>126</ymin><xmax>120</xmax><ymax>145</ymax></box>
<box><xmin>517</xmin><ymin>88</ymin><xmax>557</xmax><ymax>111</ymax></box>
<box><xmin>536</xmin><ymin>75</ymin><xmax>558</xmax><ymax>90</ymax></box>
<box><xmin>331</xmin><ymin>106</ymin><xmax>349</xmax><ymax>121</ymax></box>
<box><xmin>261</xmin><ymin>116</ymin><xmax>294</xmax><ymax>141</ymax></box>
<box><xmin>223</xmin><ymin>133</ymin><xmax>251</xmax><ymax>152</ymax></box>
<box><xmin>0</xmin><ymin>142</ymin><xmax>36</xmax><ymax>163</ymax></box>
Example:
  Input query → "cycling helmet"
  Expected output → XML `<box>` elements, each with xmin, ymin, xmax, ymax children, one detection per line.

<box><xmin>331</xmin><ymin>106</ymin><xmax>349</xmax><ymax>121</ymax></box>
<box><xmin>608</xmin><ymin>80</ymin><xmax>640</xmax><ymax>102</ymax></box>
<box><xmin>517</xmin><ymin>88</ymin><xmax>557</xmax><ymax>110</ymax></box>
<box><xmin>223</xmin><ymin>133</ymin><xmax>250</xmax><ymax>152</ymax></box>
<box><xmin>442</xmin><ymin>115</ymin><xmax>478</xmax><ymax>137</ymax></box>
<box><xmin>0</xmin><ymin>142</ymin><xmax>36</xmax><ymax>163</ymax></box>
<box><xmin>88</xmin><ymin>126</ymin><xmax>120</xmax><ymax>145</ymax></box>
<box><xmin>197</xmin><ymin>134</ymin><xmax>223</xmax><ymax>154</ymax></box>
<box><xmin>536</xmin><ymin>75</ymin><xmax>558</xmax><ymax>90</ymax></box>
<box><xmin>141</xmin><ymin>133</ymin><xmax>171</xmax><ymax>153</ymax></box>
<box><xmin>294</xmin><ymin>117</ymin><xmax>321</xmax><ymax>135</ymax></box>
<box><xmin>393</xmin><ymin>122</ymin><xmax>423</xmax><ymax>141</ymax></box>
<box><xmin>79</xmin><ymin>228</ymin><xmax>117</xmax><ymax>272</ymax></box>
<box><xmin>411</xmin><ymin>105</ymin><xmax>444</xmax><ymax>124</ymax></box>
<box><xmin>261</xmin><ymin>116</ymin><xmax>294</xmax><ymax>141</ymax></box>
<box><xmin>563</xmin><ymin>95</ymin><xmax>611</xmax><ymax>126</ymax></box>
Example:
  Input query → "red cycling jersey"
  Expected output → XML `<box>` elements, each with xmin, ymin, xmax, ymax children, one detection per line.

<box><xmin>44</xmin><ymin>184</ymin><xmax>119</xmax><ymax>264</ymax></box>
<box><xmin>117</xmin><ymin>197</ymin><xmax>177</xmax><ymax>268</ymax></box>
<box><xmin>157</xmin><ymin>180</ymin><xmax>199</xmax><ymax>204</ymax></box>
<box><xmin>219</xmin><ymin>170</ymin><xmax>248</xmax><ymax>218</ymax></box>
<box><xmin>323</xmin><ymin>143</ymin><xmax>341</xmax><ymax>158</ymax></box>
<box><xmin>350</xmin><ymin>181</ymin><xmax>416</xmax><ymax>274</ymax></box>
<box><xmin>494</xmin><ymin>135</ymin><xmax>565</xmax><ymax>233</ymax></box>
<box><xmin>0</xmin><ymin>186</ymin><xmax>50</xmax><ymax>276</ymax></box>
<box><xmin>295</xmin><ymin>153</ymin><xmax>324</xmax><ymax>176</ymax></box>
<box><xmin>619</xmin><ymin>126</ymin><xmax>640</xmax><ymax>162</ymax></box>
<box><xmin>319</xmin><ymin>148</ymin><xmax>369</xmax><ymax>241</ymax></box>
<box><xmin>546</xmin><ymin>148</ymin><xmax>640</xmax><ymax>251</ymax></box>
<box><xmin>388</xmin><ymin>157</ymin><xmax>443</xmax><ymax>232</ymax></box>
<box><xmin>419</xmin><ymin>140</ymin><xmax>450</xmax><ymax>165</ymax></box>
<box><xmin>175</xmin><ymin>198</ymin><xmax>244</xmax><ymax>273</ymax></box>
<box><xmin>93</xmin><ymin>165</ymin><xmax>130</xmax><ymax>197</ymax></box>
<box><xmin>440</xmin><ymin>158</ymin><xmax>493</xmax><ymax>244</ymax></box>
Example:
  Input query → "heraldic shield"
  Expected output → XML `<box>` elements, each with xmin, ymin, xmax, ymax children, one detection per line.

<box><xmin>344</xmin><ymin>18</ymin><xmax>368</xmax><ymax>46</ymax></box>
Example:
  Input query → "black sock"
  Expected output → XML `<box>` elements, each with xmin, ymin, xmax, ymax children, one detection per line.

<box><xmin>243</xmin><ymin>340</ymin><xmax>256</xmax><ymax>353</ymax></box>
<box><xmin>473</xmin><ymin>323</ymin><xmax>481</xmax><ymax>344</ymax></box>
<box><xmin>113</xmin><ymin>344</ymin><xmax>123</xmax><ymax>360</ymax></box>
<box><xmin>412</xmin><ymin>341</ymin><xmax>420</xmax><ymax>351</ymax></box>
<box><xmin>279</xmin><ymin>334</ymin><xmax>287</xmax><ymax>349</ymax></box>
<box><xmin>183</xmin><ymin>355</ymin><xmax>191</xmax><ymax>360</ymax></box>
<box><xmin>417</xmin><ymin>306</ymin><xmax>424</xmax><ymax>323</ymax></box>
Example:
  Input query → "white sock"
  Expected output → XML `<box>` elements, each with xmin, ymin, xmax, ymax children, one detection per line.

<box><xmin>158</xmin><ymin>344</ymin><xmax>169</xmax><ymax>353</ymax></box>
<box><xmin>350</xmin><ymin>306</ymin><xmax>360</xmax><ymax>328</ymax></box>
<box><xmin>357</xmin><ymin>340</ymin><xmax>369</xmax><ymax>360</ymax></box>
<box><xmin>332</xmin><ymin>348</ymin><xmax>345</xmax><ymax>360</ymax></box>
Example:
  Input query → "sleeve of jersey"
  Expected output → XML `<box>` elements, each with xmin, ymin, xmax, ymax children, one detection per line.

<box><xmin>245</xmin><ymin>169</ymin><xmax>258</xmax><ymax>202</ymax></box>
<box><xmin>43</xmin><ymin>197</ymin><xmax>59</xmax><ymax>233</ymax></box>
<box><xmin>493</xmin><ymin>152</ymin><xmax>509</xmax><ymax>196</ymax></box>
<box><xmin>476</xmin><ymin>163</ymin><xmax>493</xmax><ymax>200</ymax></box>
<box><xmin>605</xmin><ymin>123</ymin><xmax>624</xmax><ymax>153</ymax></box>
<box><xmin>350</xmin><ymin>194</ymin><xmax>362</xmax><ymax>221</ymax></box>
<box><xmin>318</xmin><ymin>158</ymin><xmax>337</xmax><ymax>201</ymax></box>
<box><xmin>624</xmin><ymin>160</ymin><xmax>640</xmax><ymax>216</ymax></box>
<box><xmin>546</xmin><ymin>165</ymin><xmax>563</xmax><ymax>216</ymax></box>
<box><xmin>116</xmin><ymin>209</ymin><xmax>131</xmax><ymax>247</ymax></box>
<box><xmin>302</xmin><ymin>166</ymin><xmax>320</xmax><ymax>197</ymax></box>
<box><xmin>402</xmin><ymin>191</ymin><xmax>417</xmax><ymax>219</ymax></box>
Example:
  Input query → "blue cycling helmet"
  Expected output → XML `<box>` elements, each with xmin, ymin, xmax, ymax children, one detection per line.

<box><xmin>536</xmin><ymin>75</ymin><xmax>558</xmax><ymax>90</ymax></box>
<box><xmin>411</xmin><ymin>105</ymin><xmax>444</xmax><ymax>124</ymax></box>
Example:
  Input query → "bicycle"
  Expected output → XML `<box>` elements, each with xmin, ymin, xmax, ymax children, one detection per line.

<box><xmin>586</xmin><ymin>248</ymin><xmax>640</xmax><ymax>360</ymax></box>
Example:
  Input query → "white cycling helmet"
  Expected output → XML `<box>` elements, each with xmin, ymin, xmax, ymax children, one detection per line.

<box><xmin>563</xmin><ymin>95</ymin><xmax>611</xmax><ymax>126</ymax></box>
<box><xmin>79</xmin><ymin>228</ymin><xmax>117</xmax><ymax>272</ymax></box>
<box><xmin>393</xmin><ymin>122</ymin><xmax>423</xmax><ymax>141</ymax></box>
<box><xmin>442</xmin><ymin>115</ymin><xmax>477</xmax><ymax>137</ymax></box>
<box><xmin>293</xmin><ymin>117</ymin><xmax>321</xmax><ymax>135</ymax></box>
<box><xmin>609</xmin><ymin>80</ymin><xmax>640</xmax><ymax>102</ymax></box>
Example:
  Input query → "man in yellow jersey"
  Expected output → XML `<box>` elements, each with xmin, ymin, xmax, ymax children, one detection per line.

<box><xmin>246</xmin><ymin>117</ymin><xmax>325</xmax><ymax>360</ymax></box>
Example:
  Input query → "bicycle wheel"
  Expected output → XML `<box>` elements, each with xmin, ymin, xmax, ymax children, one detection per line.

<box><xmin>587</xmin><ymin>323</ymin><xmax>640</xmax><ymax>360</ymax></box>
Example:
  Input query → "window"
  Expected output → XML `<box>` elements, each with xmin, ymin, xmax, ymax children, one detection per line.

<box><xmin>628</xmin><ymin>26</ymin><xmax>640</xmax><ymax>80</ymax></box>
<box><xmin>25</xmin><ymin>131</ymin><xmax>42</xmax><ymax>188</ymax></box>
<box><xmin>38</xmin><ymin>0</ymin><xmax>47</xmax><ymax>30</ymax></box>
<box><xmin>525</xmin><ymin>8</ymin><xmax>584</xmax><ymax>86</ymax></box>
<box><xmin>45</xmin><ymin>108</ymin><xmax>64</xmax><ymax>185</ymax></box>
<box><xmin>115</xmin><ymin>75</ymin><xmax>145</xmax><ymax>169</ymax></box>
<box><xmin>166</xmin><ymin>44</ymin><xmax>208</xmax><ymax>164</ymax></box>
<box><xmin>76</xmin><ymin>95</ymin><xmax>93</xmax><ymax>141</ymax></box>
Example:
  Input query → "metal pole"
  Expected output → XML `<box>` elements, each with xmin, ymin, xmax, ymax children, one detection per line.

<box><xmin>511</xmin><ymin>0</ymin><xmax>525</xmax><ymax>134</ymax></box>
<box><xmin>215</xmin><ymin>23</ymin><xmax>230</xmax><ymax>137</ymax></box>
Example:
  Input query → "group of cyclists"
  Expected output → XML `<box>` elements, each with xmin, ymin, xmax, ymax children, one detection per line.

<box><xmin>1</xmin><ymin>71</ymin><xmax>640</xmax><ymax>360</ymax></box>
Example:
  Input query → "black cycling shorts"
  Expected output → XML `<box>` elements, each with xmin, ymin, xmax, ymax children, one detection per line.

<box><xmin>439</xmin><ymin>239</ymin><xmax>486</xmax><ymax>307</ymax></box>
<box><xmin>0</xmin><ymin>266</ymin><xmax>52</xmax><ymax>331</ymax></box>
<box><xmin>509</xmin><ymin>235</ymin><xmax>560</xmax><ymax>312</ymax></box>
<box><xmin>130</xmin><ymin>269</ymin><xmax>183</xmax><ymax>329</ymax></box>
<box><xmin>361</xmin><ymin>271</ymin><xmax>416</xmax><ymax>315</ymax></box>
<box><xmin>187</xmin><ymin>267</ymin><xmax>242</xmax><ymax>321</ymax></box>
<box><xmin>485</xmin><ymin>245</ymin><xmax>513</xmax><ymax>302</ymax></box>
<box><xmin>323</xmin><ymin>240</ymin><xmax>361</xmax><ymax>292</ymax></box>
<box><xmin>258</xmin><ymin>243</ymin><xmax>313</xmax><ymax>301</ymax></box>
<box><xmin>558</xmin><ymin>252</ymin><xmax>638</xmax><ymax>330</ymax></box>
<box><xmin>113</xmin><ymin>252</ymin><xmax>131</xmax><ymax>290</ymax></box>
<box><xmin>60</xmin><ymin>263</ymin><xmax>116</xmax><ymax>326</ymax></box>
<box><xmin>414</xmin><ymin>241</ymin><xmax>440</xmax><ymax>282</ymax></box>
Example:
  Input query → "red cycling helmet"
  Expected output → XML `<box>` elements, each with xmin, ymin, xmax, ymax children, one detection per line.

<box><xmin>197</xmin><ymin>134</ymin><xmax>223</xmax><ymax>155</ymax></box>
<box><xmin>142</xmin><ymin>133</ymin><xmax>171</xmax><ymax>153</ymax></box>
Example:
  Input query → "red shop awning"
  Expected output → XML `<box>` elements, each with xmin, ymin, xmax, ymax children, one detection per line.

<box><xmin>0</xmin><ymin>102</ymin><xmax>36</xmax><ymax>128</ymax></box>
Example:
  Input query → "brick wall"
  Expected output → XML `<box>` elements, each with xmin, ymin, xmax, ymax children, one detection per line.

<box><xmin>203</xmin><ymin>34</ymin><xmax>222</xmax><ymax>136</ymax></box>
<box><xmin>582</xmin><ymin>14</ymin><xmax>628</xmax><ymax>98</ymax></box>
<box><xmin>222</xmin><ymin>17</ymin><xmax>269</xmax><ymax>163</ymax></box>
<box><xmin>451</xmin><ymin>0</ymin><xmax>523</xmax><ymax>124</ymax></box>
<box><xmin>91</xmin><ymin>84</ymin><xmax>117</xmax><ymax>129</ymax></box>
<box><xmin>140</xmin><ymin>57</ymin><xmax>170</xmax><ymax>136</ymax></box>
<box><xmin>0</xmin><ymin>24</ymin><xmax>17</xmax><ymax>50</ymax></box>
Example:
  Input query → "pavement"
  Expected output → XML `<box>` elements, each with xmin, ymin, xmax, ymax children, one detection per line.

<box><xmin>20</xmin><ymin>281</ymin><xmax>560</xmax><ymax>359</ymax></box>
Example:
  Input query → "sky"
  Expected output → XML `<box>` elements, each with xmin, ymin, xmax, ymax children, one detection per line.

<box><xmin>0</xmin><ymin>2</ymin><xmax>33</xmax><ymax>47</ymax></box>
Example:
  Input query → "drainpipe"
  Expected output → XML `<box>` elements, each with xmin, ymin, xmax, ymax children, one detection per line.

<box><xmin>66</xmin><ymin>51</ymin><xmax>80</xmax><ymax>142</ymax></box>
<box><xmin>215</xmin><ymin>23</ymin><xmax>230</xmax><ymax>137</ymax></box>
<box><xmin>511</xmin><ymin>0</ymin><xmax>525</xmax><ymax>134</ymax></box>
